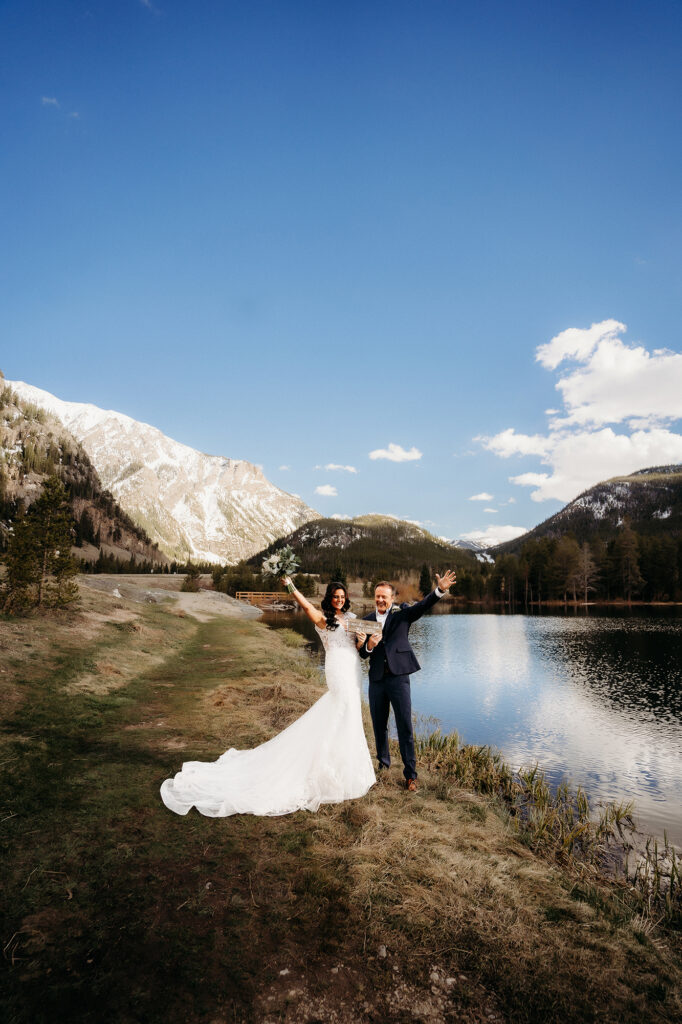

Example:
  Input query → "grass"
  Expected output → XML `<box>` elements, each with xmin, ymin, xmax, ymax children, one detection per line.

<box><xmin>417</xmin><ymin>727</ymin><xmax>681</xmax><ymax>928</ymax></box>
<box><xmin>1</xmin><ymin>581</ymin><xmax>681</xmax><ymax>1023</ymax></box>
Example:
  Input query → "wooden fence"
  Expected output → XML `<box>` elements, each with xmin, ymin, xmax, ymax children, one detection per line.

<box><xmin>235</xmin><ymin>591</ymin><xmax>297</xmax><ymax>606</ymax></box>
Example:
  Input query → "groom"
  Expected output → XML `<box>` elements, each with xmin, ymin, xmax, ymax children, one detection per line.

<box><xmin>357</xmin><ymin>569</ymin><xmax>457</xmax><ymax>791</ymax></box>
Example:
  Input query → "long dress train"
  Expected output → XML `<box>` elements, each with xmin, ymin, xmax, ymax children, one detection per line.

<box><xmin>160</xmin><ymin>613</ymin><xmax>376</xmax><ymax>817</ymax></box>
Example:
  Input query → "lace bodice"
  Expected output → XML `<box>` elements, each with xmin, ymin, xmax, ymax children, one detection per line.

<box><xmin>314</xmin><ymin>612</ymin><xmax>358</xmax><ymax>651</ymax></box>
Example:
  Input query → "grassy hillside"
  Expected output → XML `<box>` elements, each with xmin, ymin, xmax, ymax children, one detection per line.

<box><xmin>1</xmin><ymin>581</ymin><xmax>680</xmax><ymax>1022</ymax></box>
<box><xmin>252</xmin><ymin>514</ymin><xmax>478</xmax><ymax>581</ymax></box>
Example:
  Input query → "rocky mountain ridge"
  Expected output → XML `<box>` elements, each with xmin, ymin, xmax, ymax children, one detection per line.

<box><xmin>492</xmin><ymin>464</ymin><xmax>682</xmax><ymax>555</ymax></box>
<box><xmin>9</xmin><ymin>380</ymin><xmax>320</xmax><ymax>564</ymax></box>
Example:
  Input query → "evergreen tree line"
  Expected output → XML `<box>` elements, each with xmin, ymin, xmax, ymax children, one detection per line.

<box><xmin>212</xmin><ymin>562</ymin><xmax>317</xmax><ymax>598</ymax></box>
<box><xmin>483</xmin><ymin>524</ymin><xmax>682</xmax><ymax>605</ymax></box>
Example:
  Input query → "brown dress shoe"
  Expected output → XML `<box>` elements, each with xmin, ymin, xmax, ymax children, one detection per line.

<box><xmin>406</xmin><ymin>778</ymin><xmax>418</xmax><ymax>792</ymax></box>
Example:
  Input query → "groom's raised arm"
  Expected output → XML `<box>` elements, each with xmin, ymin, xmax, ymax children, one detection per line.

<box><xmin>403</xmin><ymin>569</ymin><xmax>457</xmax><ymax>623</ymax></box>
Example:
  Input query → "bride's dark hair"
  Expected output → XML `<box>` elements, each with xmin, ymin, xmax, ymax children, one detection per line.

<box><xmin>321</xmin><ymin>581</ymin><xmax>350</xmax><ymax>630</ymax></box>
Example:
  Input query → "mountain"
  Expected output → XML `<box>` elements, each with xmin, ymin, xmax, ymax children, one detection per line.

<box><xmin>0</xmin><ymin>375</ymin><xmax>164</xmax><ymax>564</ymax></box>
<box><xmin>251</xmin><ymin>514</ymin><xmax>477</xmax><ymax>578</ymax></box>
<box><xmin>492</xmin><ymin>465</ymin><xmax>682</xmax><ymax>555</ymax></box>
<box><xmin>8</xmin><ymin>380</ymin><xmax>320</xmax><ymax>565</ymax></box>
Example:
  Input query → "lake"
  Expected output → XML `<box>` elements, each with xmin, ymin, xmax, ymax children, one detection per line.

<box><xmin>263</xmin><ymin>606</ymin><xmax>682</xmax><ymax>846</ymax></box>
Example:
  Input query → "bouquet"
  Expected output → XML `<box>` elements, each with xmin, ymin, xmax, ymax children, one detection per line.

<box><xmin>261</xmin><ymin>545</ymin><xmax>300</xmax><ymax>580</ymax></box>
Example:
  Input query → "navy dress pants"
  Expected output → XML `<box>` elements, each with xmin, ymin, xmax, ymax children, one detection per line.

<box><xmin>368</xmin><ymin>672</ymin><xmax>417</xmax><ymax>780</ymax></box>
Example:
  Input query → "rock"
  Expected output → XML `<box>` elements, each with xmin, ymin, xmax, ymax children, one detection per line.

<box><xmin>378</xmin><ymin>945</ymin><xmax>387</xmax><ymax>958</ymax></box>
<box><xmin>429</xmin><ymin>971</ymin><xmax>440</xmax><ymax>983</ymax></box>
<box><xmin>279</xmin><ymin>968</ymin><xmax>290</xmax><ymax>976</ymax></box>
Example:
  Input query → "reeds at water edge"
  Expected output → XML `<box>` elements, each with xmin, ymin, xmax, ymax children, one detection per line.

<box><xmin>414</xmin><ymin>726</ymin><xmax>681</xmax><ymax>928</ymax></box>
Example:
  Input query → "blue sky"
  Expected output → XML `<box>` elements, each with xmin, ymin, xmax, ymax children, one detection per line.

<box><xmin>3</xmin><ymin>0</ymin><xmax>682</xmax><ymax>544</ymax></box>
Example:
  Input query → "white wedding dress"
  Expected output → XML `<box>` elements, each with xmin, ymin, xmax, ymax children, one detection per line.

<box><xmin>160</xmin><ymin>613</ymin><xmax>376</xmax><ymax>817</ymax></box>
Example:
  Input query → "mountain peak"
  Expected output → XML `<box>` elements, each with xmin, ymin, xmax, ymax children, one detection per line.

<box><xmin>10</xmin><ymin>380</ymin><xmax>320</xmax><ymax>564</ymax></box>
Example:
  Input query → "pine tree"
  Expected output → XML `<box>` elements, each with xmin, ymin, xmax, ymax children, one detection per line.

<box><xmin>576</xmin><ymin>542</ymin><xmax>599</xmax><ymax>605</ymax></box>
<box><xmin>1</xmin><ymin>505</ymin><xmax>40</xmax><ymax>612</ymax></box>
<box><xmin>31</xmin><ymin>477</ymin><xmax>78</xmax><ymax>607</ymax></box>
<box><xmin>613</xmin><ymin>522</ymin><xmax>645</xmax><ymax>604</ymax></box>
<box><xmin>419</xmin><ymin>563</ymin><xmax>432</xmax><ymax>597</ymax></box>
<box><xmin>1</xmin><ymin>477</ymin><xmax>77</xmax><ymax>612</ymax></box>
<box><xmin>330</xmin><ymin>564</ymin><xmax>347</xmax><ymax>586</ymax></box>
<box><xmin>181</xmin><ymin>562</ymin><xmax>202</xmax><ymax>592</ymax></box>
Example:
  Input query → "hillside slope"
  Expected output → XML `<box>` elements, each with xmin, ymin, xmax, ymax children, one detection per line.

<box><xmin>0</xmin><ymin>375</ymin><xmax>164</xmax><ymax>565</ymax></box>
<box><xmin>252</xmin><ymin>514</ymin><xmax>477</xmax><ymax>578</ymax></box>
<box><xmin>493</xmin><ymin>465</ymin><xmax>682</xmax><ymax>555</ymax></box>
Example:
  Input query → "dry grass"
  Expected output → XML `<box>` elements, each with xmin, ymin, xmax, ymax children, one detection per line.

<box><xmin>1</xmin><ymin>585</ymin><xmax>681</xmax><ymax>1024</ymax></box>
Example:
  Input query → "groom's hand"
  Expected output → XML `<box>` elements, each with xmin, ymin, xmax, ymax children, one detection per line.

<box><xmin>367</xmin><ymin>634</ymin><xmax>380</xmax><ymax>651</ymax></box>
<box><xmin>435</xmin><ymin>568</ymin><xmax>457</xmax><ymax>592</ymax></box>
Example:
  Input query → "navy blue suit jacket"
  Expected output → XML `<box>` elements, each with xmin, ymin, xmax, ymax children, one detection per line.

<box><xmin>359</xmin><ymin>590</ymin><xmax>442</xmax><ymax>683</ymax></box>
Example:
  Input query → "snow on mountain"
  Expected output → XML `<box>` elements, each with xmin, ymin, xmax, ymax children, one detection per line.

<box><xmin>10</xmin><ymin>381</ymin><xmax>320</xmax><ymax>564</ymax></box>
<box><xmin>491</xmin><ymin>464</ymin><xmax>682</xmax><ymax>554</ymax></box>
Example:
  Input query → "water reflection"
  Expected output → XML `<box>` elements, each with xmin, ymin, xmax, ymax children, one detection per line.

<box><xmin>263</xmin><ymin>609</ymin><xmax>682</xmax><ymax>845</ymax></box>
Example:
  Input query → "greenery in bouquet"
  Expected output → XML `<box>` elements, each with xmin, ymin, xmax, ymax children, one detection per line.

<box><xmin>261</xmin><ymin>545</ymin><xmax>300</xmax><ymax>580</ymax></box>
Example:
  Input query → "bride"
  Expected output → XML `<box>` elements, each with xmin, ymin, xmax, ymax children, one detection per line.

<box><xmin>160</xmin><ymin>578</ymin><xmax>376</xmax><ymax>817</ymax></box>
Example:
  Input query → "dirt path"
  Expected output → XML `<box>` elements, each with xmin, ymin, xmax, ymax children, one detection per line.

<box><xmin>79</xmin><ymin>573</ymin><xmax>263</xmax><ymax>621</ymax></box>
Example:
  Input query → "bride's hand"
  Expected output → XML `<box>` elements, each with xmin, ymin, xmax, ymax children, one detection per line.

<box><xmin>355</xmin><ymin>631</ymin><xmax>366</xmax><ymax>648</ymax></box>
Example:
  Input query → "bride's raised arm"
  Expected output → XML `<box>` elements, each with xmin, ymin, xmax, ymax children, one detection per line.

<box><xmin>282</xmin><ymin>575</ymin><xmax>326</xmax><ymax>629</ymax></box>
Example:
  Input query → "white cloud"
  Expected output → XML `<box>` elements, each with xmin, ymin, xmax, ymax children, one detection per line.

<box><xmin>535</xmin><ymin>319</ymin><xmax>626</xmax><ymax>370</ymax></box>
<box><xmin>510</xmin><ymin>427</ymin><xmax>682</xmax><ymax>502</ymax></box>
<box><xmin>41</xmin><ymin>96</ymin><xmax>59</xmax><ymax>107</ymax></box>
<box><xmin>460</xmin><ymin>525</ymin><xmax>529</xmax><ymax>548</ymax></box>
<box><xmin>509</xmin><ymin>472</ymin><xmax>550</xmax><ymax>489</ymax></box>
<box><xmin>478</xmin><ymin>428</ymin><xmax>553</xmax><ymax>458</ymax></box>
<box><xmin>484</xmin><ymin>508</ymin><xmax>498</xmax><ymax>514</ymax></box>
<box><xmin>369</xmin><ymin>443</ymin><xmax>422</xmax><ymax>463</ymax></box>
<box><xmin>330</xmin><ymin>513</ymin><xmax>351</xmax><ymax>520</ymax></box>
<box><xmin>315</xmin><ymin>484</ymin><xmax>337</xmax><ymax>497</ymax></box>
<box><xmin>279</xmin><ymin>465</ymin><xmax>290</xmax><ymax>471</ymax></box>
<box><xmin>480</xmin><ymin>320</ymin><xmax>682</xmax><ymax>504</ymax></box>
<box><xmin>551</xmin><ymin>338</ymin><xmax>682</xmax><ymax>428</ymax></box>
<box><xmin>315</xmin><ymin>463</ymin><xmax>357</xmax><ymax>473</ymax></box>
<box><xmin>69</xmin><ymin>111</ymin><xmax>80</xmax><ymax>119</ymax></box>
<box><xmin>506</xmin><ymin>497</ymin><xmax>517</xmax><ymax>504</ymax></box>
<box><xmin>469</xmin><ymin>492</ymin><xmax>493</xmax><ymax>501</ymax></box>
